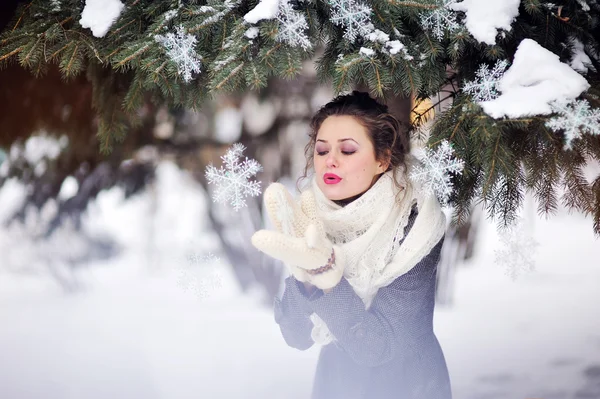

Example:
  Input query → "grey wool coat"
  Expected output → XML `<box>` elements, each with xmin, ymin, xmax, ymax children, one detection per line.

<box><xmin>273</xmin><ymin>208</ymin><xmax>452</xmax><ymax>399</ymax></box>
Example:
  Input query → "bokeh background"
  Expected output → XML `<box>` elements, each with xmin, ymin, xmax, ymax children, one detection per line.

<box><xmin>1</xmin><ymin>2</ymin><xmax>600</xmax><ymax>398</ymax></box>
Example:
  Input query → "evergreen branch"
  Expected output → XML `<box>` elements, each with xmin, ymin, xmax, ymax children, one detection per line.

<box><xmin>260</xmin><ymin>44</ymin><xmax>283</xmax><ymax>68</ymax></box>
<box><xmin>483</xmin><ymin>133</ymin><xmax>502</xmax><ymax>195</ymax></box>
<box><xmin>50</xmin><ymin>42</ymin><xmax>71</xmax><ymax>60</ymax></box>
<box><xmin>215</xmin><ymin>63</ymin><xmax>244</xmax><ymax>90</ymax></box>
<box><xmin>387</xmin><ymin>1</ymin><xmax>437</xmax><ymax>10</ymax></box>
<box><xmin>0</xmin><ymin>47</ymin><xmax>23</xmax><ymax>62</ymax></box>
<box><xmin>64</xmin><ymin>43</ymin><xmax>79</xmax><ymax>76</ymax></box>
<box><xmin>110</xmin><ymin>18</ymin><xmax>138</xmax><ymax>37</ymax></box>
<box><xmin>593</xmin><ymin>176</ymin><xmax>600</xmax><ymax>235</ymax></box>
<box><xmin>11</xmin><ymin>3</ymin><xmax>32</xmax><ymax>32</ymax></box>
<box><xmin>21</xmin><ymin>33</ymin><xmax>44</xmax><ymax>66</ymax></box>
<box><xmin>115</xmin><ymin>44</ymin><xmax>151</xmax><ymax>67</ymax></box>
<box><xmin>1</xmin><ymin>33</ymin><xmax>32</xmax><ymax>47</ymax></box>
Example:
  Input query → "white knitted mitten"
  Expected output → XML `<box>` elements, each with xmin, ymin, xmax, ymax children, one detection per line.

<box><xmin>252</xmin><ymin>183</ymin><xmax>345</xmax><ymax>290</ymax></box>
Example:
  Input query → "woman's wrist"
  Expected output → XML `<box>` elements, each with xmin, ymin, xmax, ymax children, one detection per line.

<box><xmin>306</xmin><ymin>249</ymin><xmax>335</xmax><ymax>276</ymax></box>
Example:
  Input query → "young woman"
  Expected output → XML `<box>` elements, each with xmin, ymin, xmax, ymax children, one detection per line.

<box><xmin>251</xmin><ymin>91</ymin><xmax>452</xmax><ymax>399</ymax></box>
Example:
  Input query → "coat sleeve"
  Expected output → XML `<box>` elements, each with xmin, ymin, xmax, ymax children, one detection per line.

<box><xmin>301</xmin><ymin>234</ymin><xmax>445</xmax><ymax>367</ymax></box>
<box><xmin>273</xmin><ymin>276</ymin><xmax>316</xmax><ymax>350</ymax></box>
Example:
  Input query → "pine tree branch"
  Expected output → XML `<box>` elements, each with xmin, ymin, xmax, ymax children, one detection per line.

<box><xmin>0</xmin><ymin>47</ymin><xmax>22</xmax><ymax>62</ymax></box>
<box><xmin>115</xmin><ymin>44</ymin><xmax>151</xmax><ymax>68</ymax></box>
<box><xmin>215</xmin><ymin>63</ymin><xmax>244</xmax><ymax>90</ymax></box>
<box><xmin>110</xmin><ymin>18</ymin><xmax>138</xmax><ymax>37</ymax></box>
<box><xmin>11</xmin><ymin>3</ymin><xmax>32</xmax><ymax>32</ymax></box>
<box><xmin>387</xmin><ymin>1</ymin><xmax>437</xmax><ymax>10</ymax></box>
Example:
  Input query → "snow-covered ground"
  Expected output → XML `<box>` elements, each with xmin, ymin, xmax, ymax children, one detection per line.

<box><xmin>1</xmin><ymin>161</ymin><xmax>599</xmax><ymax>399</ymax></box>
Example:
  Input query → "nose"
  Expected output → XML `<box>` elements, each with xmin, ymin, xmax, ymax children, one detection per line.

<box><xmin>325</xmin><ymin>152</ymin><xmax>338</xmax><ymax>168</ymax></box>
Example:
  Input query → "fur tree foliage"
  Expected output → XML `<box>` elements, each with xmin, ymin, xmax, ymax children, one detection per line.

<box><xmin>1</xmin><ymin>0</ymin><xmax>600</xmax><ymax>234</ymax></box>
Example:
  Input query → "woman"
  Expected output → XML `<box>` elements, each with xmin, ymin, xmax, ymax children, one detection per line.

<box><xmin>251</xmin><ymin>91</ymin><xmax>452</xmax><ymax>399</ymax></box>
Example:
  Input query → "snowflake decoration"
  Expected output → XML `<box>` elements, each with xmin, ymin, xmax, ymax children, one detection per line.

<box><xmin>545</xmin><ymin>99</ymin><xmax>600</xmax><ymax>150</ymax></box>
<box><xmin>155</xmin><ymin>25</ymin><xmax>202</xmax><ymax>82</ymax></box>
<box><xmin>276</xmin><ymin>0</ymin><xmax>312</xmax><ymax>50</ymax></box>
<box><xmin>328</xmin><ymin>0</ymin><xmax>374</xmax><ymax>42</ymax></box>
<box><xmin>176</xmin><ymin>252</ymin><xmax>223</xmax><ymax>300</ymax></box>
<box><xmin>494</xmin><ymin>219</ymin><xmax>539</xmax><ymax>281</ymax></box>
<box><xmin>410</xmin><ymin>140</ymin><xmax>465</xmax><ymax>204</ymax></box>
<box><xmin>419</xmin><ymin>0</ymin><xmax>461</xmax><ymax>41</ymax></box>
<box><xmin>463</xmin><ymin>60</ymin><xmax>509</xmax><ymax>102</ymax></box>
<box><xmin>205</xmin><ymin>143</ymin><xmax>263</xmax><ymax>211</ymax></box>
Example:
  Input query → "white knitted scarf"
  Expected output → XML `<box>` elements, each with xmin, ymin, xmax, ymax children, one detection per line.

<box><xmin>307</xmin><ymin>165</ymin><xmax>447</xmax><ymax>345</ymax></box>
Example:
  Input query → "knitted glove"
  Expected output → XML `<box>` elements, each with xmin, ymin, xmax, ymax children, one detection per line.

<box><xmin>251</xmin><ymin>183</ymin><xmax>345</xmax><ymax>290</ymax></box>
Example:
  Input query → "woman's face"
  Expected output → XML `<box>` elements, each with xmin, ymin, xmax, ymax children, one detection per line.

<box><xmin>313</xmin><ymin>115</ymin><xmax>388</xmax><ymax>201</ymax></box>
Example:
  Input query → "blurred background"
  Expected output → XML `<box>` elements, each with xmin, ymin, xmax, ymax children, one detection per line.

<box><xmin>1</xmin><ymin>3</ymin><xmax>600</xmax><ymax>399</ymax></box>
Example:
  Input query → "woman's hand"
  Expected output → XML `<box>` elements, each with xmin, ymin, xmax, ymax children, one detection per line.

<box><xmin>251</xmin><ymin>183</ymin><xmax>345</xmax><ymax>291</ymax></box>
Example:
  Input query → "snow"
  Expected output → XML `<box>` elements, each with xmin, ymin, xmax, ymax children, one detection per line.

<box><xmin>450</xmin><ymin>0</ymin><xmax>520</xmax><ymax>45</ymax></box>
<box><xmin>577</xmin><ymin>0</ymin><xmax>591</xmax><ymax>11</ymax></box>
<box><xmin>79</xmin><ymin>0</ymin><xmax>125</xmax><ymax>38</ymax></box>
<box><xmin>0</xmin><ymin>178</ymin><xmax>27</xmax><ymax>223</ymax></box>
<box><xmin>359</xmin><ymin>47</ymin><xmax>375</xmax><ymax>57</ymax></box>
<box><xmin>244</xmin><ymin>27</ymin><xmax>259</xmax><ymax>39</ymax></box>
<box><xmin>1</xmin><ymin>159</ymin><xmax>600</xmax><ymax>398</ymax></box>
<box><xmin>243</xmin><ymin>0</ymin><xmax>280</xmax><ymax>24</ymax></box>
<box><xmin>23</xmin><ymin>134</ymin><xmax>66</xmax><ymax>164</ymax></box>
<box><xmin>58</xmin><ymin>176</ymin><xmax>79</xmax><ymax>201</ymax></box>
<box><xmin>569</xmin><ymin>37</ymin><xmax>594</xmax><ymax>74</ymax></box>
<box><xmin>214</xmin><ymin>106</ymin><xmax>243</xmax><ymax>143</ymax></box>
<box><xmin>481</xmin><ymin>39</ymin><xmax>590</xmax><ymax>119</ymax></box>
<box><xmin>367</xmin><ymin>29</ymin><xmax>390</xmax><ymax>44</ymax></box>
<box><xmin>386</xmin><ymin>40</ymin><xmax>405</xmax><ymax>55</ymax></box>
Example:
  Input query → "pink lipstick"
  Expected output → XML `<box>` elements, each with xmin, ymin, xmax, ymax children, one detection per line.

<box><xmin>324</xmin><ymin>173</ymin><xmax>342</xmax><ymax>185</ymax></box>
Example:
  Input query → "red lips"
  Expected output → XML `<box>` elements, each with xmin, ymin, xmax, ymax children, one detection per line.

<box><xmin>324</xmin><ymin>173</ymin><xmax>342</xmax><ymax>185</ymax></box>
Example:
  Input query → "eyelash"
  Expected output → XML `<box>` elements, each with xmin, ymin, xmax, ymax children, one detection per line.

<box><xmin>316</xmin><ymin>151</ymin><xmax>355</xmax><ymax>156</ymax></box>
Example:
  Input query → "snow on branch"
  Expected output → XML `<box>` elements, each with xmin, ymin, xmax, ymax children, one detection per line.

<box><xmin>79</xmin><ymin>0</ymin><xmax>125</xmax><ymax>38</ymax></box>
<box><xmin>450</xmin><ymin>0</ymin><xmax>520</xmax><ymax>45</ymax></box>
<box><xmin>243</xmin><ymin>0</ymin><xmax>312</xmax><ymax>50</ymax></box>
<box><xmin>480</xmin><ymin>39</ymin><xmax>590</xmax><ymax>119</ymax></box>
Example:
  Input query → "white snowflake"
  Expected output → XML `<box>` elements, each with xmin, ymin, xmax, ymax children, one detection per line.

<box><xmin>205</xmin><ymin>143</ymin><xmax>263</xmax><ymax>211</ymax></box>
<box><xmin>419</xmin><ymin>0</ymin><xmax>461</xmax><ymax>41</ymax></box>
<box><xmin>410</xmin><ymin>140</ymin><xmax>465</xmax><ymax>204</ymax></box>
<box><xmin>328</xmin><ymin>0</ymin><xmax>374</xmax><ymax>42</ymax></box>
<box><xmin>276</xmin><ymin>0</ymin><xmax>312</xmax><ymax>50</ymax></box>
<box><xmin>176</xmin><ymin>252</ymin><xmax>223</xmax><ymax>300</ymax></box>
<box><xmin>155</xmin><ymin>25</ymin><xmax>202</xmax><ymax>82</ymax></box>
<box><xmin>463</xmin><ymin>60</ymin><xmax>509</xmax><ymax>102</ymax></box>
<box><xmin>545</xmin><ymin>99</ymin><xmax>600</xmax><ymax>149</ymax></box>
<box><xmin>494</xmin><ymin>219</ymin><xmax>539</xmax><ymax>281</ymax></box>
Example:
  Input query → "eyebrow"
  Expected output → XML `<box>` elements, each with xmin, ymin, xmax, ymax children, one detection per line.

<box><xmin>316</xmin><ymin>138</ymin><xmax>359</xmax><ymax>144</ymax></box>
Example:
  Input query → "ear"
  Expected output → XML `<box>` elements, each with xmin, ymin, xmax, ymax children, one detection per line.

<box><xmin>376</xmin><ymin>150</ymin><xmax>391</xmax><ymax>173</ymax></box>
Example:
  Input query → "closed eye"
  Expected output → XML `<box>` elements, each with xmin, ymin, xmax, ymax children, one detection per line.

<box><xmin>316</xmin><ymin>151</ymin><xmax>356</xmax><ymax>156</ymax></box>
